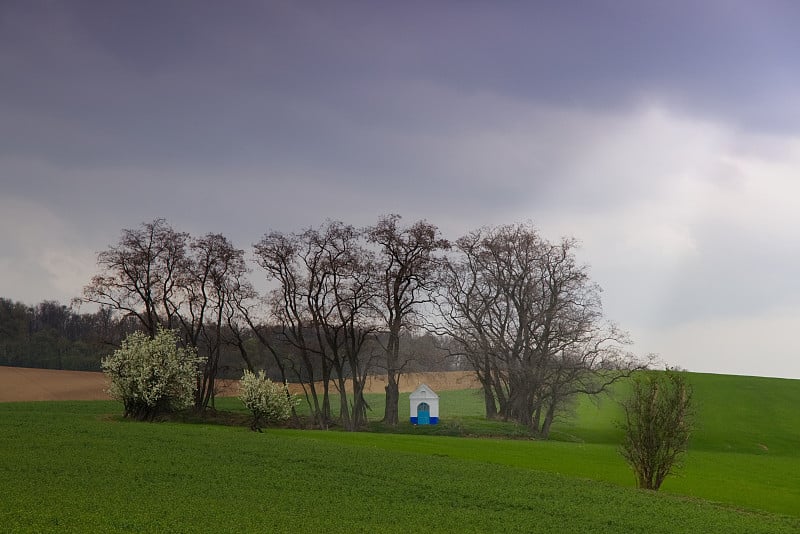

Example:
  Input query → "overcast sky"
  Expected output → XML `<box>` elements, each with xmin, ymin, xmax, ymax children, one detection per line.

<box><xmin>2</xmin><ymin>1</ymin><xmax>800</xmax><ymax>378</ymax></box>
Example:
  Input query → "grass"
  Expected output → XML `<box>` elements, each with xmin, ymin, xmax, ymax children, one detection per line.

<box><xmin>551</xmin><ymin>372</ymin><xmax>800</xmax><ymax>455</ymax></box>
<box><xmin>213</xmin><ymin>371</ymin><xmax>800</xmax><ymax>516</ymax></box>
<box><xmin>1</xmin><ymin>371</ymin><xmax>799</xmax><ymax>531</ymax></box>
<box><xmin>1</xmin><ymin>399</ymin><xmax>799</xmax><ymax>533</ymax></box>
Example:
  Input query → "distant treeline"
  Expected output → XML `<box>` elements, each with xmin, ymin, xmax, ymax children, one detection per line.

<box><xmin>0</xmin><ymin>297</ymin><xmax>262</xmax><ymax>373</ymax></box>
<box><xmin>0</xmin><ymin>297</ymin><xmax>451</xmax><ymax>379</ymax></box>
<box><xmin>0</xmin><ymin>298</ymin><xmax>124</xmax><ymax>371</ymax></box>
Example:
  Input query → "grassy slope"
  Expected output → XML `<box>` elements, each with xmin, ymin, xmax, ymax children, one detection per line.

<box><xmin>1</xmin><ymin>400</ymin><xmax>798</xmax><ymax>533</ymax></box>
<box><xmin>553</xmin><ymin>372</ymin><xmax>800</xmax><ymax>455</ymax></box>
<box><xmin>237</xmin><ymin>371</ymin><xmax>800</xmax><ymax>516</ymax></box>
<box><xmin>553</xmin><ymin>372</ymin><xmax>800</xmax><ymax>514</ymax></box>
<box><xmin>1</xmin><ymin>371</ymin><xmax>798</xmax><ymax>531</ymax></box>
<box><xmin>515</xmin><ymin>372</ymin><xmax>800</xmax><ymax>514</ymax></box>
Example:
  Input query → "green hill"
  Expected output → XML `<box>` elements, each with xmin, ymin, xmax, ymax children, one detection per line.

<box><xmin>1</xmin><ymin>371</ymin><xmax>798</xmax><ymax>531</ymax></box>
<box><xmin>552</xmin><ymin>372</ymin><xmax>800</xmax><ymax>455</ymax></box>
<box><xmin>280</xmin><ymin>371</ymin><xmax>800</xmax><ymax>516</ymax></box>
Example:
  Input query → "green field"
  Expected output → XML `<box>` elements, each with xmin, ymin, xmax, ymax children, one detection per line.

<box><xmin>1</xmin><ymin>372</ymin><xmax>799</xmax><ymax>532</ymax></box>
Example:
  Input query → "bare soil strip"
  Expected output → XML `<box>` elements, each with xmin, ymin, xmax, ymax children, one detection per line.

<box><xmin>0</xmin><ymin>366</ymin><xmax>111</xmax><ymax>402</ymax></box>
<box><xmin>0</xmin><ymin>366</ymin><xmax>479</xmax><ymax>402</ymax></box>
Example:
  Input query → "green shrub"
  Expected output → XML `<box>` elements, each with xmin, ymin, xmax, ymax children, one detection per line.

<box><xmin>619</xmin><ymin>370</ymin><xmax>693</xmax><ymax>490</ymax></box>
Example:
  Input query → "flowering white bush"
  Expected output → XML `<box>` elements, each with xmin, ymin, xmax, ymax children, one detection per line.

<box><xmin>239</xmin><ymin>370</ymin><xmax>297</xmax><ymax>430</ymax></box>
<box><xmin>102</xmin><ymin>328</ymin><xmax>203</xmax><ymax>420</ymax></box>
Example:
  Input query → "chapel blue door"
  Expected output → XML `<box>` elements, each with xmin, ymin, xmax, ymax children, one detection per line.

<box><xmin>417</xmin><ymin>402</ymin><xmax>430</xmax><ymax>425</ymax></box>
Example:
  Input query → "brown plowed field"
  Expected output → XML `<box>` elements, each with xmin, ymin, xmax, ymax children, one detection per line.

<box><xmin>0</xmin><ymin>366</ymin><xmax>479</xmax><ymax>402</ymax></box>
<box><xmin>0</xmin><ymin>367</ymin><xmax>111</xmax><ymax>402</ymax></box>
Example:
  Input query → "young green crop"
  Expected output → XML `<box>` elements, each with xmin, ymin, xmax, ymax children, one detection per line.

<box><xmin>1</xmin><ymin>398</ymin><xmax>799</xmax><ymax>532</ymax></box>
<box><xmin>218</xmin><ymin>371</ymin><xmax>800</xmax><ymax>515</ymax></box>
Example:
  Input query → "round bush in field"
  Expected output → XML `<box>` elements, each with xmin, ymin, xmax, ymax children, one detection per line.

<box><xmin>239</xmin><ymin>370</ymin><xmax>296</xmax><ymax>430</ymax></box>
<box><xmin>102</xmin><ymin>328</ymin><xmax>202</xmax><ymax>421</ymax></box>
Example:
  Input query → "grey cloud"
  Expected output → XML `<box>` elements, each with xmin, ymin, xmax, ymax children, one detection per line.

<box><xmin>4</xmin><ymin>1</ymin><xmax>800</xmax><ymax>177</ymax></box>
<box><xmin>656</xmin><ymin>222</ymin><xmax>800</xmax><ymax>325</ymax></box>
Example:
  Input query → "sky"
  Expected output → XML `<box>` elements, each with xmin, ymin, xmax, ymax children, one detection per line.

<box><xmin>2</xmin><ymin>1</ymin><xmax>800</xmax><ymax>378</ymax></box>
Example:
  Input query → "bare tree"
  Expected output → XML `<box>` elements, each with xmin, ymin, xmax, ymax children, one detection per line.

<box><xmin>221</xmin><ymin>275</ymin><xmax>261</xmax><ymax>376</ymax></box>
<box><xmin>367</xmin><ymin>214</ymin><xmax>449</xmax><ymax>426</ymax></box>
<box><xmin>254</xmin><ymin>230</ymin><xmax>331</xmax><ymax>427</ymax></box>
<box><xmin>306</xmin><ymin>222</ymin><xmax>378</xmax><ymax>430</ymax></box>
<box><xmin>432</xmin><ymin>223</ymin><xmax>643</xmax><ymax>437</ymax></box>
<box><xmin>619</xmin><ymin>370</ymin><xmax>694</xmax><ymax>491</ymax></box>
<box><xmin>181</xmin><ymin>233</ymin><xmax>248</xmax><ymax>410</ymax></box>
<box><xmin>82</xmin><ymin>220</ymin><xmax>258</xmax><ymax>412</ymax></box>
<box><xmin>81</xmin><ymin>218</ymin><xmax>189</xmax><ymax>336</ymax></box>
<box><xmin>254</xmin><ymin>221</ymin><xmax>379</xmax><ymax>430</ymax></box>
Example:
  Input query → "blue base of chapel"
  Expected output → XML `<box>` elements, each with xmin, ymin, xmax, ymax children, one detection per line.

<box><xmin>410</xmin><ymin>417</ymin><xmax>439</xmax><ymax>425</ymax></box>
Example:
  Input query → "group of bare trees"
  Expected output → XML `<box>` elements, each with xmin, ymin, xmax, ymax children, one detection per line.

<box><xmin>82</xmin><ymin>219</ymin><xmax>251</xmax><ymax>410</ymax></box>
<box><xmin>253</xmin><ymin>221</ymin><xmax>379</xmax><ymax>430</ymax></box>
<box><xmin>81</xmin><ymin>217</ymin><xmax>645</xmax><ymax>435</ymax></box>
<box><xmin>80</xmin><ymin>216</ymin><xmax>447</xmax><ymax>428</ymax></box>
<box><xmin>430</xmin><ymin>224</ymin><xmax>646</xmax><ymax>438</ymax></box>
<box><xmin>249</xmin><ymin>217</ymin><xmax>449</xmax><ymax>430</ymax></box>
<box><xmin>368</xmin><ymin>215</ymin><xmax>450</xmax><ymax>426</ymax></box>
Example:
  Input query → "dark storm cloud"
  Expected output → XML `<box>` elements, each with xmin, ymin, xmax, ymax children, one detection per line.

<box><xmin>3</xmin><ymin>0</ymin><xmax>798</xmax><ymax>223</ymax></box>
<box><xmin>2</xmin><ymin>0</ymin><xmax>798</xmax><ymax>240</ymax></box>
<box><xmin>4</xmin><ymin>1</ymin><xmax>800</xmax><ymax>173</ymax></box>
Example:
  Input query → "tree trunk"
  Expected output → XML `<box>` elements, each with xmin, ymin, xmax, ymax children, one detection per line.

<box><xmin>382</xmin><ymin>325</ymin><xmax>401</xmax><ymax>426</ymax></box>
<box><xmin>337</xmin><ymin>374</ymin><xmax>352</xmax><ymax>430</ymax></box>
<box><xmin>532</xmin><ymin>404</ymin><xmax>542</xmax><ymax>434</ymax></box>
<box><xmin>384</xmin><ymin>378</ymin><xmax>400</xmax><ymax>425</ymax></box>
<box><xmin>540</xmin><ymin>402</ymin><xmax>557</xmax><ymax>439</ymax></box>
<box><xmin>483</xmin><ymin>384</ymin><xmax>497</xmax><ymax>419</ymax></box>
